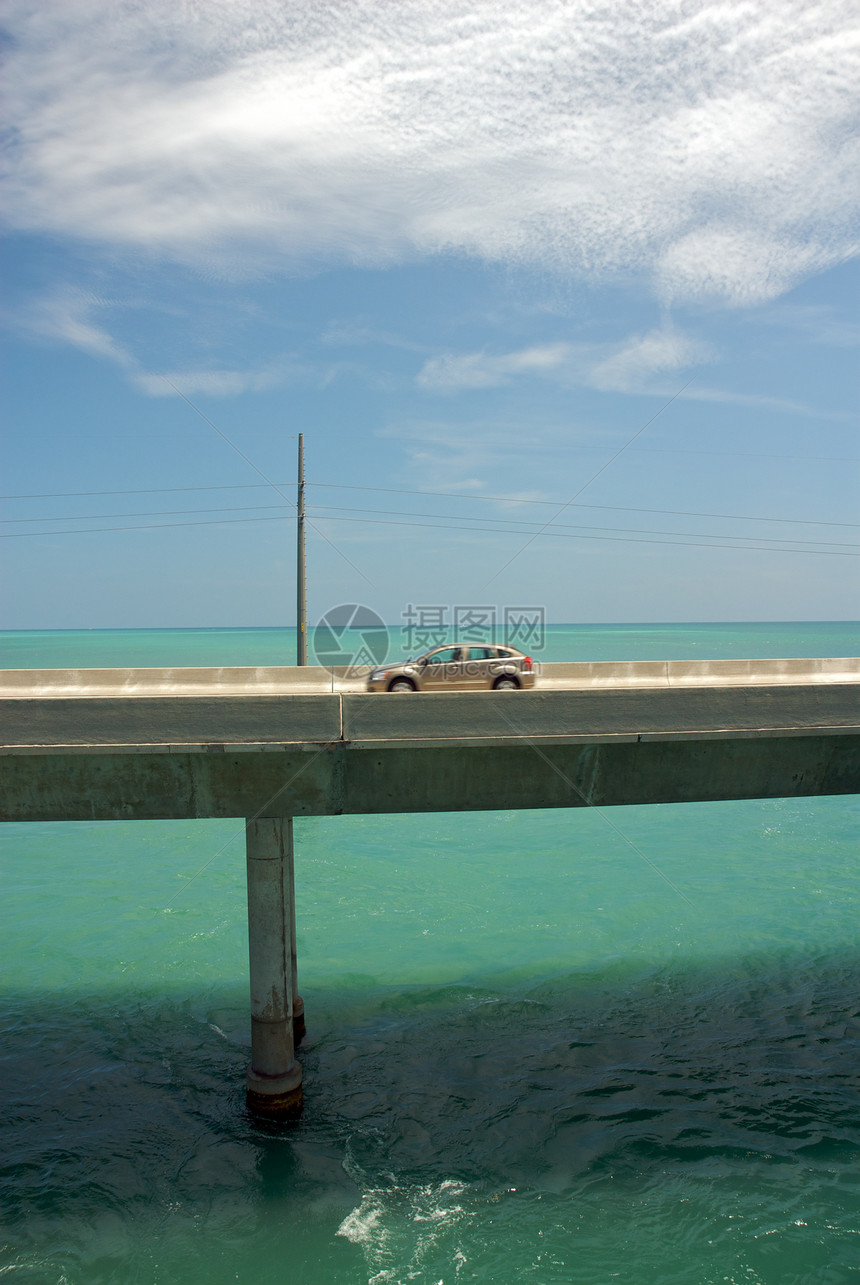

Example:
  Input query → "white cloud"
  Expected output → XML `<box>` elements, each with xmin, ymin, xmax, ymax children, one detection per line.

<box><xmin>16</xmin><ymin>287</ymin><xmax>135</xmax><ymax>366</ymax></box>
<box><xmin>588</xmin><ymin>328</ymin><xmax>712</xmax><ymax>392</ymax></box>
<box><xmin>7</xmin><ymin>286</ymin><xmax>323</xmax><ymax>395</ymax></box>
<box><xmin>416</xmin><ymin>327</ymin><xmax>712</xmax><ymax>393</ymax></box>
<box><xmin>320</xmin><ymin>319</ymin><xmax>428</xmax><ymax>353</ymax></box>
<box><xmin>655</xmin><ymin>226</ymin><xmax>844</xmax><ymax>307</ymax></box>
<box><xmin>417</xmin><ymin>343</ymin><xmax>573</xmax><ymax>390</ymax></box>
<box><xmin>680</xmin><ymin>385</ymin><xmax>851</xmax><ymax>421</ymax></box>
<box><xmin>133</xmin><ymin>367</ymin><xmax>286</xmax><ymax>397</ymax></box>
<box><xmin>1</xmin><ymin>1</ymin><xmax>858</xmax><ymax>305</ymax></box>
<box><xmin>754</xmin><ymin>303</ymin><xmax>860</xmax><ymax>348</ymax></box>
<box><xmin>413</xmin><ymin>323</ymin><xmax>848</xmax><ymax>415</ymax></box>
<box><xmin>377</xmin><ymin>412</ymin><xmax>608</xmax><ymax>496</ymax></box>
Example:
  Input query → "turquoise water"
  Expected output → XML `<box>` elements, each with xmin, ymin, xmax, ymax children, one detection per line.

<box><xmin>2</xmin><ymin>620</ymin><xmax>858</xmax><ymax>669</ymax></box>
<box><xmin>1</xmin><ymin>624</ymin><xmax>858</xmax><ymax>1284</ymax></box>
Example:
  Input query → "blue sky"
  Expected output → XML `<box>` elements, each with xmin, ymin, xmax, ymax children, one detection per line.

<box><xmin>1</xmin><ymin>0</ymin><xmax>858</xmax><ymax>631</ymax></box>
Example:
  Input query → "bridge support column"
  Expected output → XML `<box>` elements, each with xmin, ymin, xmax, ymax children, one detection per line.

<box><xmin>286</xmin><ymin>824</ymin><xmax>306</xmax><ymax>1046</ymax></box>
<box><xmin>245</xmin><ymin>817</ymin><xmax>302</xmax><ymax>1117</ymax></box>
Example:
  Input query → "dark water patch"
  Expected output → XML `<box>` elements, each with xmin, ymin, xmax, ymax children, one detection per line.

<box><xmin>3</xmin><ymin>953</ymin><xmax>858</xmax><ymax>1282</ymax></box>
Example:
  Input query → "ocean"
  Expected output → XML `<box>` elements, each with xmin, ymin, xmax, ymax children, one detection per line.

<box><xmin>1</xmin><ymin>623</ymin><xmax>858</xmax><ymax>1285</ymax></box>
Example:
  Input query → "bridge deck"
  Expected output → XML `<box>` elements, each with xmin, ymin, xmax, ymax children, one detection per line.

<box><xmin>1</xmin><ymin>659</ymin><xmax>858</xmax><ymax>819</ymax></box>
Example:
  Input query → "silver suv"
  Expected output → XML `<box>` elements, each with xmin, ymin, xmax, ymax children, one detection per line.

<box><xmin>367</xmin><ymin>644</ymin><xmax>537</xmax><ymax>692</ymax></box>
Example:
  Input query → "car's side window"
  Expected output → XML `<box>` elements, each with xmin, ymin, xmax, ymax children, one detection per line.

<box><xmin>426</xmin><ymin>648</ymin><xmax>457</xmax><ymax>665</ymax></box>
<box><xmin>496</xmin><ymin>648</ymin><xmax>513</xmax><ymax>658</ymax></box>
<box><xmin>469</xmin><ymin>647</ymin><xmax>493</xmax><ymax>660</ymax></box>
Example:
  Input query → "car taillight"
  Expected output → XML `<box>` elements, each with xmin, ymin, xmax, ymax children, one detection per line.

<box><xmin>523</xmin><ymin>656</ymin><xmax>533</xmax><ymax>671</ymax></box>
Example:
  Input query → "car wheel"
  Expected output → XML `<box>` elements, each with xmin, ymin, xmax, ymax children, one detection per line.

<box><xmin>493</xmin><ymin>676</ymin><xmax>519</xmax><ymax>690</ymax></box>
<box><xmin>389</xmin><ymin>678</ymin><xmax>416</xmax><ymax>692</ymax></box>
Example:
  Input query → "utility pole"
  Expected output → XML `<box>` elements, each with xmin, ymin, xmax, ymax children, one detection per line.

<box><xmin>296</xmin><ymin>433</ymin><xmax>307</xmax><ymax>665</ymax></box>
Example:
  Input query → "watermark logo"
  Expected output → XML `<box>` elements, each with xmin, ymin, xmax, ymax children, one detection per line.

<box><xmin>401</xmin><ymin>604</ymin><xmax>449</xmax><ymax>651</ymax></box>
<box><xmin>312</xmin><ymin>604</ymin><xmax>389</xmax><ymax>673</ymax></box>
<box><xmin>402</xmin><ymin>603</ymin><xmax>546</xmax><ymax>652</ymax></box>
<box><xmin>454</xmin><ymin>605</ymin><xmax>497</xmax><ymax>644</ymax></box>
<box><xmin>502</xmin><ymin>606</ymin><xmax>546</xmax><ymax>651</ymax></box>
<box><xmin>312</xmin><ymin>602</ymin><xmax>546</xmax><ymax>675</ymax></box>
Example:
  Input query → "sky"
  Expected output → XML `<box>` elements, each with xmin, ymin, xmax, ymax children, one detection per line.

<box><xmin>1</xmin><ymin>0</ymin><xmax>858</xmax><ymax>632</ymax></box>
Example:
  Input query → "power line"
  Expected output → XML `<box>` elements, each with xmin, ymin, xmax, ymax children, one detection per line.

<box><xmin>5</xmin><ymin>497</ymin><xmax>856</xmax><ymax>548</ymax></box>
<box><xmin>636</xmin><ymin>447</ymin><xmax>860</xmax><ymax>462</ymax></box>
<box><xmin>4</xmin><ymin>448</ymin><xmax>855</xmax><ymax>503</ymax></box>
<box><xmin>160</xmin><ymin>377</ymin><xmax>373</xmax><ymax>588</ymax></box>
<box><xmin>0</xmin><ymin>516</ymin><xmax>287</xmax><ymax>538</ymax></box>
<box><xmin>305</xmin><ymin>504</ymin><xmax>858</xmax><ymax>549</ymax></box>
<box><xmin>2</xmin><ymin>480</ymin><xmax>857</xmax><ymax>531</ymax></box>
<box><xmin>3</xmin><ymin>510</ymin><xmax>856</xmax><ymax>556</ymax></box>
<box><xmin>0</xmin><ymin>503</ymin><xmax>291</xmax><ymax>524</ymax></box>
<box><xmin>308</xmin><ymin>512</ymin><xmax>860</xmax><ymax>556</ymax></box>
<box><xmin>483</xmin><ymin>377</ymin><xmax>697</xmax><ymax>587</ymax></box>
<box><xmin>0</xmin><ymin>482</ymin><xmax>297</xmax><ymax>501</ymax></box>
<box><xmin>306</xmin><ymin>485</ymin><xmax>860</xmax><ymax>530</ymax></box>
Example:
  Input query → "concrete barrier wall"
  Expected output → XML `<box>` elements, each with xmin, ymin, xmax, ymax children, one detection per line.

<box><xmin>3</xmin><ymin>683</ymin><xmax>858</xmax><ymax>751</ymax></box>
<box><xmin>1</xmin><ymin>695</ymin><xmax>342</xmax><ymax>747</ymax></box>
<box><xmin>342</xmin><ymin>685</ymin><xmax>860</xmax><ymax>746</ymax></box>
<box><xmin>0</xmin><ymin>665</ymin><xmax>340</xmax><ymax>697</ymax></box>
<box><xmin>535</xmin><ymin>657</ymin><xmax>860</xmax><ymax>687</ymax></box>
<box><xmin>1</xmin><ymin>656</ymin><xmax>858</xmax><ymax>698</ymax></box>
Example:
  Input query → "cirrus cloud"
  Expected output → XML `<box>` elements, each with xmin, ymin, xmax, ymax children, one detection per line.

<box><xmin>417</xmin><ymin>343</ymin><xmax>576</xmax><ymax>391</ymax></box>
<box><xmin>416</xmin><ymin>327</ymin><xmax>714</xmax><ymax>393</ymax></box>
<box><xmin>1</xmin><ymin>0</ymin><xmax>858</xmax><ymax>305</ymax></box>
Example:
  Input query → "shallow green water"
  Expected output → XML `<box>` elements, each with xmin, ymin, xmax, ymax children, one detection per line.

<box><xmin>2</xmin><ymin>619</ymin><xmax>858</xmax><ymax>669</ymax></box>
<box><xmin>2</xmin><ymin>624</ymin><xmax>858</xmax><ymax>1284</ymax></box>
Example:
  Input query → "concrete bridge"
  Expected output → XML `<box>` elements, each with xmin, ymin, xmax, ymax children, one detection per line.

<box><xmin>2</xmin><ymin>657</ymin><xmax>858</xmax><ymax>1115</ymax></box>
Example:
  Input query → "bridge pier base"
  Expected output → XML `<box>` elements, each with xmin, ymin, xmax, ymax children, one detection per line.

<box><xmin>245</xmin><ymin>816</ymin><xmax>303</xmax><ymax>1118</ymax></box>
